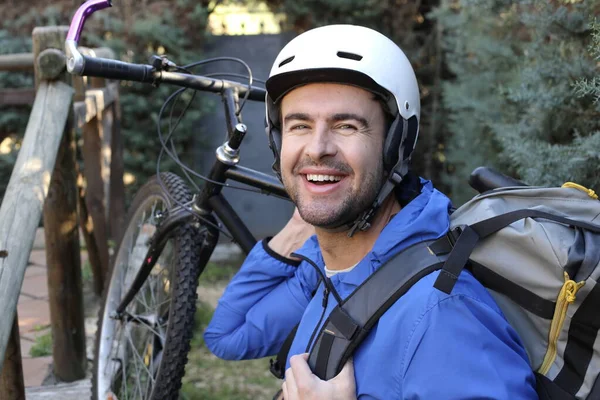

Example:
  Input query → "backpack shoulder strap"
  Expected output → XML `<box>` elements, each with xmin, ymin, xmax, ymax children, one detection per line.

<box><xmin>308</xmin><ymin>240</ymin><xmax>447</xmax><ymax>380</ymax></box>
<box><xmin>270</xmin><ymin>277</ymin><xmax>324</xmax><ymax>379</ymax></box>
<box><xmin>434</xmin><ymin>209</ymin><xmax>600</xmax><ymax>294</ymax></box>
<box><xmin>270</xmin><ymin>323</ymin><xmax>299</xmax><ymax>379</ymax></box>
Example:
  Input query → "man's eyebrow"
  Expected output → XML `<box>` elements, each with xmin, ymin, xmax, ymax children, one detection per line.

<box><xmin>283</xmin><ymin>113</ymin><xmax>313</xmax><ymax>124</ymax></box>
<box><xmin>330</xmin><ymin>113</ymin><xmax>369</xmax><ymax>127</ymax></box>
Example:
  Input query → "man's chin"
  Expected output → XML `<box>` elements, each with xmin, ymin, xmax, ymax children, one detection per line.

<box><xmin>298</xmin><ymin>209</ymin><xmax>356</xmax><ymax>231</ymax></box>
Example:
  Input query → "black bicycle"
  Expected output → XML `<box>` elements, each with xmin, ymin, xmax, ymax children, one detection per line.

<box><xmin>67</xmin><ymin>1</ymin><xmax>291</xmax><ymax>399</ymax></box>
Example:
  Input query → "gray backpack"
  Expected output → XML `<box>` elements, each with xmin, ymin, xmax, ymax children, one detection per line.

<box><xmin>272</xmin><ymin>180</ymin><xmax>600</xmax><ymax>400</ymax></box>
<box><xmin>438</xmin><ymin>183</ymin><xmax>600</xmax><ymax>399</ymax></box>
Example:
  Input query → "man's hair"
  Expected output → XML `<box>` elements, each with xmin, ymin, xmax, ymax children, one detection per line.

<box><xmin>373</xmin><ymin>94</ymin><xmax>394</xmax><ymax>133</ymax></box>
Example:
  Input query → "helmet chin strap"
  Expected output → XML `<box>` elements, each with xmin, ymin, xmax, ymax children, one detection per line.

<box><xmin>346</xmin><ymin>163</ymin><xmax>407</xmax><ymax>237</ymax></box>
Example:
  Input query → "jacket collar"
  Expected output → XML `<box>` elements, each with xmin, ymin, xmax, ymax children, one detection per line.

<box><xmin>293</xmin><ymin>179</ymin><xmax>452</xmax><ymax>292</ymax></box>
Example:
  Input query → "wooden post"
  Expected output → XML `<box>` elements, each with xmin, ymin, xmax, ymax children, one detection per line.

<box><xmin>0</xmin><ymin>88</ymin><xmax>36</xmax><ymax>106</ymax></box>
<box><xmin>80</xmin><ymin>77</ymin><xmax>111</xmax><ymax>296</ymax></box>
<box><xmin>83</xmin><ymin>47</ymin><xmax>118</xmax><ymax>225</ymax></box>
<box><xmin>0</xmin><ymin>315</ymin><xmax>25</xmax><ymax>400</ymax></box>
<box><xmin>71</xmin><ymin>72</ymin><xmax>104</xmax><ymax>296</ymax></box>
<box><xmin>92</xmin><ymin>76</ymin><xmax>113</xmax><ymax>227</ymax></box>
<box><xmin>0</xmin><ymin>53</ymin><xmax>34</xmax><ymax>72</ymax></box>
<box><xmin>33</xmin><ymin>26</ymin><xmax>87</xmax><ymax>382</ymax></box>
<box><xmin>77</xmin><ymin>46</ymin><xmax>120</xmax><ymax>295</ymax></box>
<box><xmin>81</xmin><ymin>121</ymin><xmax>111</xmax><ymax>295</ymax></box>
<box><xmin>109</xmin><ymin>92</ymin><xmax>126</xmax><ymax>246</ymax></box>
<box><xmin>0</xmin><ymin>79</ymin><xmax>73</xmax><ymax>377</ymax></box>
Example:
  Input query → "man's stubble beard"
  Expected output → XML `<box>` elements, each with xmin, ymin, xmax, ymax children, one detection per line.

<box><xmin>283</xmin><ymin>161</ymin><xmax>385</xmax><ymax>229</ymax></box>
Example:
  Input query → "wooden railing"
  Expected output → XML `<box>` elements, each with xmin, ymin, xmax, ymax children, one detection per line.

<box><xmin>0</xmin><ymin>26</ymin><xmax>125</xmax><ymax>398</ymax></box>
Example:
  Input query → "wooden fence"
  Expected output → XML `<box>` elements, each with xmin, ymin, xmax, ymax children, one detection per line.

<box><xmin>0</xmin><ymin>26</ymin><xmax>125</xmax><ymax>398</ymax></box>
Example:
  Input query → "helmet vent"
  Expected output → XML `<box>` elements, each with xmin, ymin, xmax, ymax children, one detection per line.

<box><xmin>336</xmin><ymin>51</ymin><xmax>363</xmax><ymax>61</ymax></box>
<box><xmin>278</xmin><ymin>56</ymin><xmax>295</xmax><ymax>67</ymax></box>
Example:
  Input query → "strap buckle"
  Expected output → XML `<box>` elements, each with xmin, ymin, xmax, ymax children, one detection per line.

<box><xmin>269</xmin><ymin>358</ymin><xmax>285</xmax><ymax>379</ymax></box>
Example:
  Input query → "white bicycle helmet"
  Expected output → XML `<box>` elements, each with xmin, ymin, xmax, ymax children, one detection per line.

<box><xmin>265</xmin><ymin>25</ymin><xmax>422</xmax><ymax>234</ymax></box>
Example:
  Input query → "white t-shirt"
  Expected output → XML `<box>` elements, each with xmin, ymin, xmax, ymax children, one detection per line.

<box><xmin>325</xmin><ymin>263</ymin><xmax>358</xmax><ymax>278</ymax></box>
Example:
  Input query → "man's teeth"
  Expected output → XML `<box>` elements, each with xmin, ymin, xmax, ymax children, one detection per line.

<box><xmin>306</xmin><ymin>174</ymin><xmax>342</xmax><ymax>182</ymax></box>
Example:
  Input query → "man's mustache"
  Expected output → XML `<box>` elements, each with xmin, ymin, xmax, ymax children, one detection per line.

<box><xmin>292</xmin><ymin>159</ymin><xmax>353</xmax><ymax>175</ymax></box>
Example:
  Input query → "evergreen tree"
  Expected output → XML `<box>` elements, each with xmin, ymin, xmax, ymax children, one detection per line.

<box><xmin>435</xmin><ymin>0</ymin><xmax>600</xmax><ymax>204</ymax></box>
<box><xmin>0</xmin><ymin>1</ymin><xmax>213</xmax><ymax>201</ymax></box>
<box><xmin>575</xmin><ymin>18</ymin><xmax>600</xmax><ymax>113</ymax></box>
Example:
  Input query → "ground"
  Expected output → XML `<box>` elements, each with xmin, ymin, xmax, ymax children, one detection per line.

<box><xmin>17</xmin><ymin>231</ymin><xmax>282</xmax><ymax>399</ymax></box>
<box><xmin>180</xmin><ymin>259</ymin><xmax>282</xmax><ymax>400</ymax></box>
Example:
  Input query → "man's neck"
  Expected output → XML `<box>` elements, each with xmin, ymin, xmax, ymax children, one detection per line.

<box><xmin>315</xmin><ymin>196</ymin><xmax>401</xmax><ymax>271</ymax></box>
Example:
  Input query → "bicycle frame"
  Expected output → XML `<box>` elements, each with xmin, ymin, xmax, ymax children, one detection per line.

<box><xmin>66</xmin><ymin>0</ymin><xmax>290</xmax><ymax>317</ymax></box>
<box><xmin>115</xmin><ymin>90</ymin><xmax>289</xmax><ymax>315</ymax></box>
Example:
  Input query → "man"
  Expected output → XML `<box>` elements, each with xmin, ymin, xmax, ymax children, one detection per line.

<box><xmin>205</xmin><ymin>25</ymin><xmax>537</xmax><ymax>399</ymax></box>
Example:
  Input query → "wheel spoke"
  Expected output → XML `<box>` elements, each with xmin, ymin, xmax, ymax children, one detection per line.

<box><xmin>95</xmin><ymin>176</ymin><xmax>200</xmax><ymax>400</ymax></box>
<box><xmin>125</xmin><ymin>327</ymin><xmax>154</xmax><ymax>391</ymax></box>
<box><xmin>126</xmin><ymin>314</ymin><xmax>165</xmax><ymax>341</ymax></box>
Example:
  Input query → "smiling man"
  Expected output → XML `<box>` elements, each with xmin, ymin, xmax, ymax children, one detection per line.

<box><xmin>204</xmin><ymin>25</ymin><xmax>537</xmax><ymax>399</ymax></box>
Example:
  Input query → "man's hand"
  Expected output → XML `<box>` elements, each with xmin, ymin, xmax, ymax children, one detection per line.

<box><xmin>281</xmin><ymin>353</ymin><xmax>357</xmax><ymax>400</ymax></box>
<box><xmin>268</xmin><ymin>208</ymin><xmax>315</xmax><ymax>260</ymax></box>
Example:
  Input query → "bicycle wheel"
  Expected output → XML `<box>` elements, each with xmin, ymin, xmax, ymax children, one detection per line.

<box><xmin>93</xmin><ymin>173</ymin><xmax>204</xmax><ymax>400</ymax></box>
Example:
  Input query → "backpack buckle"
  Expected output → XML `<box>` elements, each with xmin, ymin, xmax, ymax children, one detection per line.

<box><xmin>448</xmin><ymin>226</ymin><xmax>463</xmax><ymax>246</ymax></box>
<box><xmin>269</xmin><ymin>358</ymin><xmax>285</xmax><ymax>379</ymax></box>
<box><xmin>429</xmin><ymin>226</ymin><xmax>463</xmax><ymax>255</ymax></box>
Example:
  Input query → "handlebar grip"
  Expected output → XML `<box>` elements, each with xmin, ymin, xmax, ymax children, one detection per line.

<box><xmin>469</xmin><ymin>166</ymin><xmax>527</xmax><ymax>193</ymax></box>
<box><xmin>82</xmin><ymin>55</ymin><xmax>155</xmax><ymax>83</ymax></box>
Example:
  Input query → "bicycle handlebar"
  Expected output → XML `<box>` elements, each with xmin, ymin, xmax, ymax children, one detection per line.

<box><xmin>469</xmin><ymin>167</ymin><xmax>527</xmax><ymax>193</ymax></box>
<box><xmin>78</xmin><ymin>55</ymin><xmax>155</xmax><ymax>83</ymax></box>
<box><xmin>65</xmin><ymin>0</ymin><xmax>267</xmax><ymax>101</ymax></box>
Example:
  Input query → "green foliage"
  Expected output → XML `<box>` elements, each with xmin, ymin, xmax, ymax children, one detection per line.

<box><xmin>0</xmin><ymin>29</ymin><xmax>33</xmax><ymax>199</ymax></box>
<box><xmin>0</xmin><ymin>1</ymin><xmax>212</xmax><ymax>202</ymax></box>
<box><xmin>200</xmin><ymin>261</ymin><xmax>240</xmax><ymax>283</ymax></box>
<box><xmin>575</xmin><ymin>18</ymin><xmax>600</xmax><ymax>103</ymax></box>
<box><xmin>434</xmin><ymin>0</ymin><xmax>600</xmax><ymax>204</ymax></box>
<box><xmin>182</xmin><ymin>299</ymin><xmax>281</xmax><ymax>400</ymax></box>
<box><xmin>83</xmin><ymin>3</ymin><xmax>212</xmax><ymax>198</ymax></box>
<box><xmin>29</xmin><ymin>331</ymin><xmax>53</xmax><ymax>358</ymax></box>
<box><xmin>82</xmin><ymin>259</ymin><xmax>93</xmax><ymax>283</ymax></box>
<box><xmin>190</xmin><ymin>300</ymin><xmax>215</xmax><ymax>348</ymax></box>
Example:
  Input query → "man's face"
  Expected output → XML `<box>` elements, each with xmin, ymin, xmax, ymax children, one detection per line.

<box><xmin>280</xmin><ymin>83</ymin><xmax>387</xmax><ymax>228</ymax></box>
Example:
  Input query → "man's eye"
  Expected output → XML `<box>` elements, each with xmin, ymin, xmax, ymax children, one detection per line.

<box><xmin>291</xmin><ymin>124</ymin><xmax>309</xmax><ymax>130</ymax></box>
<box><xmin>336</xmin><ymin>124</ymin><xmax>357</xmax><ymax>131</ymax></box>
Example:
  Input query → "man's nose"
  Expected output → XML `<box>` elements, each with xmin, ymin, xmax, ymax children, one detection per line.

<box><xmin>305</xmin><ymin>124</ymin><xmax>337</xmax><ymax>162</ymax></box>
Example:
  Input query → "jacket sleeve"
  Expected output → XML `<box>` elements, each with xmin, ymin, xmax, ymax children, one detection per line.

<box><xmin>399</xmin><ymin>294</ymin><xmax>538</xmax><ymax>400</ymax></box>
<box><xmin>204</xmin><ymin>238</ymin><xmax>319</xmax><ymax>360</ymax></box>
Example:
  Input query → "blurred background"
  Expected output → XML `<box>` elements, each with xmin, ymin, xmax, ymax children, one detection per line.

<box><xmin>2</xmin><ymin>1</ymin><xmax>600</xmax><ymax>398</ymax></box>
<box><xmin>1</xmin><ymin>0</ymin><xmax>599</xmax><ymax>224</ymax></box>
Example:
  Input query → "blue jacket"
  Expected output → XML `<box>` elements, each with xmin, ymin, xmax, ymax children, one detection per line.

<box><xmin>205</xmin><ymin>180</ymin><xmax>538</xmax><ymax>399</ymax></box>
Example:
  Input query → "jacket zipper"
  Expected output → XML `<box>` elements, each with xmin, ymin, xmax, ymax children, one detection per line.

<box><xmin>290</xmin><ymin>252</ymin><xmax>342</xmax><ymax>354</ymax></box>
<box><xmin>305</xmin><ymin>285</ymin><xmax>329</xmax><ymax>353</ymax></box>
<box><xmin>538</xmin><ymin>271</ymin><xmax>585</xmax><ymax>375</ymax></box>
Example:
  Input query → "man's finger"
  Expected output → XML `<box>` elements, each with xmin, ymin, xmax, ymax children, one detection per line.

<box><xmin>285</xmin><ymin>366</ymin><xmax>298</xmax><ymax>400</ymax></box>
<box><xmin>281</xmin><ymin>380</ymin><xmax>289</xmax><ymax>400</ymax></box>
<box><xmin>289</xmin><ymin>353</ymin><xmax>317</xmax><ymax>385</ymax></box>
<box><xmin>329</xmin><ymin>357</ymin><xmax>357</xmax><ymax>395</ymax></box>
